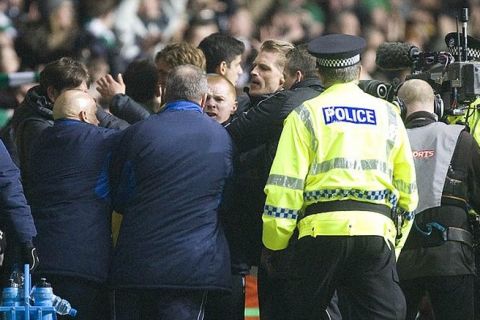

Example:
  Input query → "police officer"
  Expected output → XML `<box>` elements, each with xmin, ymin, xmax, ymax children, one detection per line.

<box><xmin>396</xmin><ymin>79</ymin><xmax>480</xmax><ymax>320</ymax></box>
<box><xmin>261</xmin><ymin>34</ymin><xmax>418</xmax><ymax>320</ymax></box>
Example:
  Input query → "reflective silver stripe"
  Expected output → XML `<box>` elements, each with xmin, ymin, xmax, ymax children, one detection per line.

<box><xmin>386</xmin><ymin>104</ymin><xmax>398</xmax><ymax>157</ymax></box>
<box><xmin>294</xmin><ymin>104</ymin><xmax>318</xmax><ymax>152</ymax></box>
<box><xmin>393</xmin><ymin>179</ymin><xmax>417</xmax><ymax>194</ymax></box>
<box><xmin>267</xmin><ymin>174</ymin><xmax>304</xmax><ymax>190</ymax></box>
<box><xmin>310</xmin><ymin>158</ymin><xmax>392</xmax><ymax>177</ymax></box>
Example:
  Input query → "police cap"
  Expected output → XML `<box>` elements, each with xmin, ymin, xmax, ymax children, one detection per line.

<box><xmin>445</xmin><ymin>32</ymin><xmax>480</xmax><ymax>61</ymax></box>
<box><xmin>307</xmin><ymin>34</ymin><xmax>366</xmax><ymax>68</ymax></box>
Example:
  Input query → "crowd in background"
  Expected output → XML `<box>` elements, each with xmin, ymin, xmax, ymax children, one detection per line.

<box><xmin>0</xmin><ymin>0</ymin><xmax>477</xmax><ymax>125</ymax></box>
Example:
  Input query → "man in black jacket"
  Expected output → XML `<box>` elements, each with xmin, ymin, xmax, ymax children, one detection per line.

<box><xmin>396</xmin><ymin>79</ymin><xmax>480</xmax><ymax>320</ymax></box>
<box><xmin>3</xmin><ymin>57</ymin><xmax>128</xmax><ymax>198</ymax></box>
<box><xmin>224</xmin><ymin>43</ymin><xmax>324</xmax><ymax>320</ymax></box>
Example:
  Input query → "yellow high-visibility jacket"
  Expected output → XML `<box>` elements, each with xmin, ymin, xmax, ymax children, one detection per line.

<box><xmin>262</xmin><ymin>82</ymin><xmax>418</xmax><ymax>257</ymax></box>
<box><xmin>447</xmin><ymin>98</ymin><xmax>480</xmax><ymax>145</ymax></box>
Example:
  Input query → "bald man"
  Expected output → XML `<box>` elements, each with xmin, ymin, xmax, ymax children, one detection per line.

<box><xmin>205</xmin><ymin>74</ymin><xmax>238</xmax><ymax>125</ymax></box>
<box><xmin>27</xmin><ymin>89</ymin><xmax>123</xmax><ymax>320</ymax></box>
<box><xmin>52</xmin><ymin>89</ymin><xmax>99</xmax><ymax>125</ymax></box>
<box><xmin>396</xmin><ymin>79</ymin><xmax>480</xmax><ymax>320</ymax></box>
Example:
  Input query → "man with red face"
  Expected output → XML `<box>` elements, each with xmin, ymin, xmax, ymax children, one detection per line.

<box><xmin>204</xmin><ymin>74</ymin><xmax>238</xmax><ymax>125</ymax></box>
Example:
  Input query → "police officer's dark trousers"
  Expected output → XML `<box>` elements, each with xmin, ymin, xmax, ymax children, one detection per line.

<box><xmin>288</xmin><ymin>235</ymin><xmax>406</xmax><ymax>320</ymax></box>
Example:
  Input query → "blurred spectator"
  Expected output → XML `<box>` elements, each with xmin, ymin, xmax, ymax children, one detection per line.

<box><xmin>329</xmin><ymin>10</ymin><xmax>362</xmax><ymax>36</ymax></box>
<box><xmin>114</xmin><ymin>0</ymin><xmax>187</xmax><ymax>63</ymax></box>
<box><xmin>0</xmin><ymin>42</ymin><xmax>31</xmax><ymax>128</ymax></box>
<box><xmin>184</xmin><ymin>13</ymin><xmax>219</xmax><ymax>46</ymax></box>
<box><xmin>259</xmin><ymin>8</ymin><xmax>306</xmax><ymax>44</ymax></box>
<box><xmin>81</xmin><ymin>0</ymin><xmax>123</xmax><ymax>75</ymax></box>
<box><xmin>14</xmin><ymin>0</ymin><xmax>82</xmax><ymax>68</ymax></box>
<box><xmin>85</xmin><ymin>56</ymin><xmax>110</xmax><ymax>106</ymax></box>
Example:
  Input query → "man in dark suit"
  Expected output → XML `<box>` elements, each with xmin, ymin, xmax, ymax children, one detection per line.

<box><xmin>110</xmin><ymin>64</ymin><xmax>233</xmax><ymax>320</ymax></box>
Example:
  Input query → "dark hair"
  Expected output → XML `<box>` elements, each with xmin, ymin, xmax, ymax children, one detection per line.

<box><xmin>198</xmin><ymin>33</ymin><xmax>245</xmax><ymax>73</ymax></box>
<box><xmin>123</xmin><ymin>58</ymin><xmax>159</xmax><ymax>104</ymax></box>
<box><xmin>164</xmin><ymin>65</ymin><xmax>208</xmax><ymax>103</ymax></box>
<box><xmin>285</xmin><ymin>44</ymin><xmax>318</xmax><ymax>80</ymax></box>
<box><xmin>39</xmin><ymin>57</ymin><xmax>90</xmax><ymax>94</ymax></box>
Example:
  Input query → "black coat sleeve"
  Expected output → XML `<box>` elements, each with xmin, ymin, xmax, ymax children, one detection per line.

<box><xmin>109</xmin><ymin>94</ymin><xmax>151</xmax><ymax>125</ymax></box>
<box><xmin>227</xmin><ymin>91</ymin><xmax>289</xmax><ymax>152</ymax></box>
<box><xmin>96</xmin><ymin>106</ymin><xmax>130</xmax><ymax>130</ymax></box>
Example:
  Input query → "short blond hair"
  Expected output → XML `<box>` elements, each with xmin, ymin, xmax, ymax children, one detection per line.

<box><xmin>259</xmin><ymin>39</ymin><xmax>294</xmax><ymax>70</ymax></box>
<box><xmin>155</xmin><ymin>42</ymin><xmax>206</xmax><ymax>71</ymax></box>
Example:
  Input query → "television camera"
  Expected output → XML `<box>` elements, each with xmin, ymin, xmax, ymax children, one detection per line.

<box><xmin>371</xmin><ymin>7</ymin><xmax>480</xmax><ymax>119</ymax></box>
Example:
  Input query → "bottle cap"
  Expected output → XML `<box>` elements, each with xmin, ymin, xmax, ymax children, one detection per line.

<box><xmin>36</xmin><ymin>278</ymin><xmax>51</xmax><ymax>287</ymax></box>
<box><xmin>69</xmin><ymin>308</ymin><xmax>77</xmax><ymax>316</ymax></box>
<box><xmin>7</xmin><ymin>279</ymin><xmax>19</xmax><ymax>288</ymax></box>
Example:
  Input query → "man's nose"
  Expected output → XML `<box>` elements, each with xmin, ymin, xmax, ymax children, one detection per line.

<box><xmin>205</xmin><ymin>98</ymin><xmax>216</xmax><ymax>108</ymax></box>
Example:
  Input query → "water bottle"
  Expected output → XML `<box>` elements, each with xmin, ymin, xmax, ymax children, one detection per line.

<box><xmin>31</xmin><ymin>278</ymin><xmax>54</xmax><ymax>320</ymax></box>
<box><xmin>1</xmin><ymin>279</ymin><xmax>23</xmax><ymax>320</ymax></box>
<box><xmin>51</xmin><ymin>296</ymin><xmax>77</xmax><ymax>317</ymax></box>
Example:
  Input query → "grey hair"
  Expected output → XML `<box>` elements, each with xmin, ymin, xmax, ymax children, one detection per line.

<box><xmin>164</xmin><ymin>64</ymin><xmax>208</xmax><ymax>103</ymax></box>
<box><xmin>318</xmin><ymin>63</ymin><xmax>361</xmax><ymax>88</ymax></box>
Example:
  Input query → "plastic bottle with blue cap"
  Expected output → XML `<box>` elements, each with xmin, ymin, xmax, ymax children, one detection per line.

<box><xmin>31</xmin><ymin>278</ymin><xmax>77</xmax><ymax>318</ymax></box>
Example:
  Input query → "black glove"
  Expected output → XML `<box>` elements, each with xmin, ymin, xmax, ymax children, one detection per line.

<box><xmin>260</xmin><ymin>246</ymin><xmax>294</xmax><ymax>279</ymax></box>
<box><xmin>21</xmin><ymin>241</ymin><xmax>39</xmax><ymax>272</ymax></box>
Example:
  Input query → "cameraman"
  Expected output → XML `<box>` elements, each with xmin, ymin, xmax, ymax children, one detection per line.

<box><xmin>396</xmin><ymin>79</ymin><xmax>480</xmax><ymax>320</ymax></box>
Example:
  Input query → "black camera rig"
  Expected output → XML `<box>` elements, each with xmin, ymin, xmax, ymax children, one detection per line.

<box><xmin>369</xmin><ymin>8</ymin><xmax>480</xmax><ymax>118</ymax></box>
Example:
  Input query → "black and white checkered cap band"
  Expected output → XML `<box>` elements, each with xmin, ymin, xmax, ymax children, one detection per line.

<box><xmin>317</xmin><ymin>54</ymin><xmax>360</xmax><ymax>67</ymax></box>
<box><xmin>448</xmin><ymin>47</ymin><xmax>480</xmax><ymax>60</ymax></box>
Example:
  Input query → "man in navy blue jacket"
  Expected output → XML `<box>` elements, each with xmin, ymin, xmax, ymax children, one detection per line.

<box><xmin>0</xmin><ymin>139</ymin><xmax>38</xmax><ymax>273</ymax></box>
<box><xmin>110</xmin><ymin>64</ymin><xmax>233</xmax><ymax>320</ymax></box>
<box><xmin>27</xmin><ymin>90</ymin><xmax>123</xmax><ymax>320</ymax></box>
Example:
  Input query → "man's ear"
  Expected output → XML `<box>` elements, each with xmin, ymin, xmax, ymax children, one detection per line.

<box><xmin>79</xmin><ymin>110</ymin><xmax>88</xmax><ymax>123</ymax></box>
<box><xmin>155</xmin><ymin>84</ymin><xmax>162</xmax><ymax>98</ymax></box>
<box><xmin>279</xmin><ymin>74</ymin><xmax>285</xmax><ymax>88</ymax></box>
<box><xmin>46</xmin><ymin>86</ymin><xmax>59</xmax><ymax>102</ymax></box>
<box><xmin>231</xmin><ymin>101</ymin><xmax>238</xmax><ymax>114</ymax></box>
<box><xmin>216</xmin><ymin>61</ymin><xmax>228</xmax><ymax>76</ymax></box>
<box><xmin>199</xmin><ymin>93</ymin><xmax>207</xmax><ymax>110</ymax></box>
<box><xmin>295</xmin><ymin>70</ymin><xmax>303</xmax><ymax>83</ymax></box>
